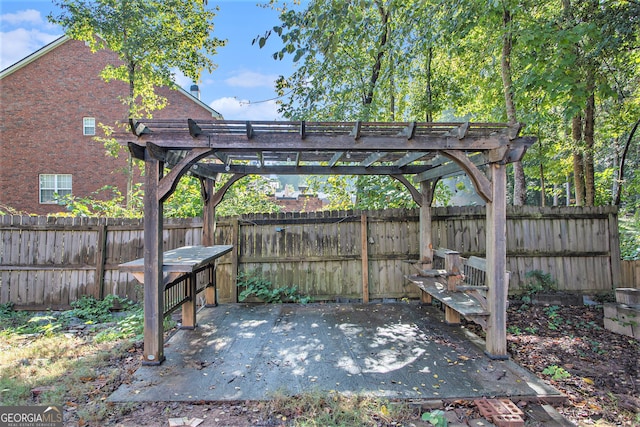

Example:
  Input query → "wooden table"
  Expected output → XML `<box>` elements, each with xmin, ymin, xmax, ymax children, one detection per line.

<box><xmin>120</xmin><ymin>245</ymin><xmax>233</xmax><ymax>329</ymax></box>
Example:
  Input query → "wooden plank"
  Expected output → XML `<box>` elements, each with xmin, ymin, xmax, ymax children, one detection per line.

<box><xmin>406</xmin><ymin>275</ymin><xmax>489</xmax><ymax>316</ymax></box>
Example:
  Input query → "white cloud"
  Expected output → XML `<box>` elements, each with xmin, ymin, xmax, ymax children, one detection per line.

<box><xmin>0</xmin><ymin>28</ymin><xmax>61</xmax><ymax>70</ymax></box>
<box><xmin>1</xmin><ymin>9</ymin><xmax>44</xmax><ymax>26</ymax></box>
<box><xmin>224</xmin><ymin>70</ymin><xmax>278</xmax><ymax>88</ymax></box>
<box><xmin>171</xmin><ymin>68</ymin><xmax>193</xmax><ymax>89</ymax></box>
<box><xmin>210</xmin><ymin>96</ymin><xmax>282</xmax><ymax>121</ymax></box>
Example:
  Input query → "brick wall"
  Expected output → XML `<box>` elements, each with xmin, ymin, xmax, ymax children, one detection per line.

<box><xmin>270</xmin><ymin>195</ymin><xmax>327</xmax><ymax>212</ymax></box>
<box><xmin>0</xmin><ymin>38</ymin><xmax>217</xmax><ymax>215</ymax></box>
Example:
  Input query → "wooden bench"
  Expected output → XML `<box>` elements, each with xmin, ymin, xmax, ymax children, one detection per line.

<box><xmin>119</xmin><ymin>245</ymin><xmax>233</xmax><ymax>329</ymax></box>
<box><xmin>406</xmin><ymin>248</ymin><xmax>495</xmax><ymax>330</ymax></box>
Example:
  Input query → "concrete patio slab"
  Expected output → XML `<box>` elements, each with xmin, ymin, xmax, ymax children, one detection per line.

<box><xmin>109</xmin><ymin>303</ymin><xmax>562</xmax><ymax>402</ymax></box>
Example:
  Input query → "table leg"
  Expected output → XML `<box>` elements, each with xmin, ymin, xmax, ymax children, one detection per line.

<box><xmin>181</xmin><ymin>271</ymin><xmax>197</xmax><ymax>329</ymax></box>
<box><xmin>205</xmin><ymin>263</ymin><xmax>217</xmax><ymax>307</ymax></box>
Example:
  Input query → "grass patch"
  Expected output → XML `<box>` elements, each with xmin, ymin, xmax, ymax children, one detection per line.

<box><xmin>0</xmin><ymin>297</ymin><xmax>152</xmax><ymax>423</ymax></box>
<box><xmin>262</xmin><ymin>389</ymin><xmax>416</xmax><ymax>426</ymax></box>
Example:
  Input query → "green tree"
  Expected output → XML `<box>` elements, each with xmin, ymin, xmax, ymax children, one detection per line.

<box><xmin>49</xmin><ymin>0</ymin><xmax>224</xmax><ymax>121</ymax></box>
<box><xmin>49</xmin><ymin>0</ymin><xmax>225</xmax><ymax>208</ymax></box>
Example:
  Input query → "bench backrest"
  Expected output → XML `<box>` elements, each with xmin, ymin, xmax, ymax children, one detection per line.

<box><xmin>433</xmin><ymin>249</ymin><xmax>487</xmax><ymax>288</ymax></box>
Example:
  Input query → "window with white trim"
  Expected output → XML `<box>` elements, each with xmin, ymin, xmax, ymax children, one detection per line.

<box><xmin>83</xmin><ymin>117</ymin><xmax>95</xmax><ymax>135</ymax></box>
<box><xmin>39</xmin><ymin>174</ymin><xmax>72</xmax><ymax>204</ymax></box>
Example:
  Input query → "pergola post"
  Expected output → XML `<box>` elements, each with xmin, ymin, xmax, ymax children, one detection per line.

<box><xmin>485</xmin><ymin>163</ymin><xmax>508</xmax><ymax>359</ymax></box>
<box><xmin>419</xmin><ymin>181</ymin><xmax>435</xmax><ymax>303</ymax></box>
<box><xmin>202</xmin><ymin>177</ymin><xmax>217</xmax><ymax>306</ymax></box>
<box><xmin>143</xmin><ymin>151</ymin><xmax>165</xmax><ymax>365</ymax></box>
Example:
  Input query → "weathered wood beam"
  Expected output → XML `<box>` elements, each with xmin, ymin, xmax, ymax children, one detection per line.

<box><xmin>328</xmin><ymin>152</ymin><xmax>344</xmax><ymax>167</ymax></box>
<box><xmin>158</xmin><ymin>148</ymin><xmax>212</xmax><ymax>202</ymax></box>
<box><xmin>142</xmin><ymin>152</ymin><xmax>164</xmax><ymax>365</ymax></box>
<box><xmin>188</xmin><ymin>118</ymin><xmax>203</xmax><ymax>137</ymax></box>
<box><xmin>246</xmin><ymin>121</ymin><xmax>255</xmax><ymax>139</ymax></box>
<box><xmin>415</xmin><ymin>153</ymin><xmax>486</xmax><ymax>182</ymax></box>
<box><xmin>444</xmin><ymin>122</ymin><xmax>469</xmax><ymax>139</ymax></box>
<box><xmin>300</xmin><ymin>120</ymin><xmax>306</xmax><ymax>140</ymax></box>
<box><xmin>350</xmin><ymin>120</ymin><xmax>362</xmax><ymax>140</ymax></box>
<box><xmin>390</xmin><ymin>174</ymin><xmax>422</xmax><ymax>206</ymax></box>
<box><xmin>190</xmin><ymin>163</ymin><xmax>429</xmax><ymax>176</ymax></box>
<box><xmin>398</xmin><ymin>121</ymin><xmax>417</xmax><ymax>139</ymax></box>
<box><xmin>508</xmin><ymin>122</ymin><xmax>523</xmax><ymax>140</ymax></box>
<box><xmin>213</xmin><ymin>151</ymin><xmax>228</xmax><ymax>165</ymax></box>
<box><xmin>440</xmin><ymin>150</ymin><xmax>492</xmax><ymax>202</ymax></box>
<box><xmin>128</xmin><ymin>141</ymin><xmax>146</xmax><ymax>161</ymax></box>
<box><xmin>146</xmin><ymin>143</ymin><xmax>169</xmax><ymax>162</ymax></box>
<box><xmin>361</xmin><ymin>152</ymin><xmax>387</xmax><ymax>167</ymax></box>
<box><xmin>132</xmin><ymin>121</ymin><xmax>151</xmax><ymax>136</ymax></box>
<box><xmin>137</xmin><ymin>132</ymin><xmax>512</xmax><ymax>151</ymax></box>
<box><xmin>256</xmin><ymin>151</ymin><xmax>264</xmax><ymax>168</ymax></box>
<box><xmin>395</xmin><ymin>152</ymin><xmax>426</xmax><ymax>167</ymax></box>
<box><xmin>485</xmin><ymin>163</ymin><xmax>508</xmax><ymax>359</ymax></box>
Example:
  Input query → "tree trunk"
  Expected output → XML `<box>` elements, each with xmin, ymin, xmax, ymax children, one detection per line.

<box><xmin>363</xmin><ymin>1</ymin><xmax>390</xmax><ymax>110</ymax></box>
<box><xmin>539</xmin><ymin>163</ymin><xmax>546</xmax><ymax>207</ymax></box>
<box><xmin>425</xmin><ymin>46</ymin><xmax>433</xmax><ymax>122</ymax></box>
<box><xmin>614</xmin><ymin>118</ymin><xmax>640</xmax><ymax>206</ymax></box>
<box><xmin>572</xmin><ymin>115</ymin><xmax>585</xmax><ymax>206</ymax></box>
<box><xmin>584</xmin><ymin>75</ymin><xmax>596</xmax><ymax>206</ymax></box>
<box><xmin>500</xmin><ymin>6</ymin><xmax>526</xmax><ymax>205</ymax></box>
<box><xmin>126</xmin><ymin>63</ymin><xmax>136</xmax><ymax>210</ymax></box>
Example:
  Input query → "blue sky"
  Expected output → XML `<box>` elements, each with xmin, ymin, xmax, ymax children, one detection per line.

<box><xmin>0</xmin><ymin>0</ymin><xmax>298</xmax><ymax>120</ymax></box>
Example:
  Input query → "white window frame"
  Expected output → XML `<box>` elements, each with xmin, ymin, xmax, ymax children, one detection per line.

<box><xmin>39</xmin><ymin>174</ymin><xmax>72</xmax><ymax>204</ymax></box>
<box><xmin>83</xmin><ymin>117</ymin><xmax>96</xmax><ymax>136</ymax></box>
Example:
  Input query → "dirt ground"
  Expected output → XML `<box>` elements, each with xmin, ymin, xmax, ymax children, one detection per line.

<box><xmin>68</xmin><ymin>301</ymin><xmax>639</xmax><ymax>427</ymax></box>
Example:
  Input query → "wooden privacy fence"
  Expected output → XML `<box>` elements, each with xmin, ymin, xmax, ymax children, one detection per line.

<box><xmin>0</xmin><ymin>206</ymin><xmax>625</xmax><ymax>309</ymax></box>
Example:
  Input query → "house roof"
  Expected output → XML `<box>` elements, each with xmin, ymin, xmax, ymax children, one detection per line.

<box><xmin>0</xmin><ymin>35</ymin><xmax>223</xmax><ymax>119</ymax></box>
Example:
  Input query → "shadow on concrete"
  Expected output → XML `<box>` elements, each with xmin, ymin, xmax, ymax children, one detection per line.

<box><xmin>109</xmin><ymin>303</ymin><xmax>562</xmax><ymax>402</ymax></box>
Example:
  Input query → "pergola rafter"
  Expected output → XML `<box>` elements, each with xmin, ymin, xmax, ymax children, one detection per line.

<box><xmin>120</xmin><ymin>119</ymin><xmax>535</xmax><ymax>365</ymax></box>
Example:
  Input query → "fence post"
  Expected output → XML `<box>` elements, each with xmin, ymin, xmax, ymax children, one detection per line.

<box><xmin>231</xmin><ymin>218</ymin><xmax>239</xmax><ymax>303</ymax></box>
<box><xmin>608</xmin><ymin>209</ymin><xmax>622</xmax><ymax>287</ymax></box>
<box><xmin>361</xmin><ymin>213</ymin><xmax>369</xmax><ymax>303</ymax></box>
<box><xmin>96</xmin><ymin>223</ymin><xmax>108</xmax><ymax>300</ymax></box>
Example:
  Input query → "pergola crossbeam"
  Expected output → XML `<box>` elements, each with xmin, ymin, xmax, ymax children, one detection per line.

<box><xmin>395</xmin><ymin>152</ymin><xmax>427</xmax><ymax>167</ymax></box>
<box><xmin>329</xmin><ymin>152</ymin><xmax>344</xmax><ymax>167</ymax></box>
<box><xmin>361</xmin><ymin>152</ymin><xmax>386</xmax><ymax>167</ymax></box>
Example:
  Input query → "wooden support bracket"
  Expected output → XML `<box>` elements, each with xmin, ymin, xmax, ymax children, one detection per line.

<box><xmin>350</xmin><ymin>120</ymin><xmax>362</xmax><ymax>140</ymax></box>
<box><xmin>210</xmin><ymin>173</ymin><xmax>247</xmax><ymax>207</ymax></box>
<box><xmin>188</xmin><ymin>118</ymin><xmax>203</xmax><ymax>137</ymax></box>
<box><xmin>300</xmin><ymin>120</ymin><xmax>306</xmax><ymax>139</ymax></box>
<box><xmin>398</xmin><ymin>121</ymin><xmax>417</xmax><ymax>139</ymax></box>
<box><xmin>158</xmin><ymin>148</ymin><xmax>213</xmax><ymax>202</ymax></box>
<box><xmin>390</xmin><ymin>175</ymin><xmax>421</xmax><ymax>206</ymax></box>
<box><xmin>128</xmin><ymin>141</ymin><xmax>146</xmax><ymax>161</ymax></box>
<box><xmin>440</xmin><ymin>150</ymin><xmax>492</xmax><ymax>202</ymax></box>
<box><xmin>445</xmin><ymin>122</ymin><xmax>469</xmax><ymax>139</ymax></box>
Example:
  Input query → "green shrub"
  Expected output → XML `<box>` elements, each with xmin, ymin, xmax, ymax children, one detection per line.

<box><xmin>237</xmin><ymin>271</ymin><xmax>312</xmax><ymax>304</ymax></box>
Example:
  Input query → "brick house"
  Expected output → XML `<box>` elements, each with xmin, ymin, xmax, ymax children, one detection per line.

<box><xmin>0</xmin><ymin>35</ymin><xmax>221</xmax><ymax>215</ymax></box>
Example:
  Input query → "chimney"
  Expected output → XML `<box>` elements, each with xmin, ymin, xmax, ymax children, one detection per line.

<box><xmin>190</xmin><ymin>84</ymin><xmax>200</xmax><ymax>99</ymax></box>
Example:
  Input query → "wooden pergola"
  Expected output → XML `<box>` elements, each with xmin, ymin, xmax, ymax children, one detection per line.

<box><xmin>122</xmin><ymin>119</ymin><xmax>535</xmax><ymax>364</ymax></box>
